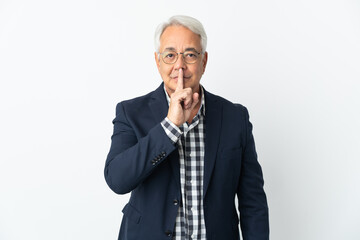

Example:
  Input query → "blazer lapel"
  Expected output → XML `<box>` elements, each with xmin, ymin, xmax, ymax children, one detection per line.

<box><xmin>148</xmin><ymin>83</ymin><xmax>168</xmax><ymax>124</ymax></box>
<box><xmin>203</xmin><ymin>90</ymin><xmax>222</xmax><ymax>199</ymax></box>
<box><xmin>148</xmin><ymin>83</ymin><xmax>181</xmax><ymax>191</ymax></box>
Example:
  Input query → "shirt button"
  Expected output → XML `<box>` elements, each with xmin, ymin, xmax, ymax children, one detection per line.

<box><xmin>173</xmin><ymin>199</ymin><xmax>178</xmax><ymax>205</ymax></box>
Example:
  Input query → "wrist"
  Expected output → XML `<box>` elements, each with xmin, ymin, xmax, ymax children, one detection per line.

<box><xmin>167</xmin><ymin>115</ymin><xmax>183</xmax><ymax>127</ymax></box>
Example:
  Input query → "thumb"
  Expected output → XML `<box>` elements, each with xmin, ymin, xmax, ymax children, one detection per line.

<box><xmin>190</xmin><ymin>92</ymin><xmax>200</xmax><ymax>110</ymax></box>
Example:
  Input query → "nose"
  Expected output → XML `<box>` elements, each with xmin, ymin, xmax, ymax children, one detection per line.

<box><xmin>174</xmin><ymin>53</ymin><xmax>186</xmax><ymax>70</ymax></box>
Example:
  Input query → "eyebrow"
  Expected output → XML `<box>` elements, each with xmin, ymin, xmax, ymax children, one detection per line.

<box><xmin>163</xmin><ymin>47</ymin><xmax>200</xmax><ymax>52</ymax></box>
<box><xmin>164</xmin><ymin>47</ymin><xmax>176</xmax><ymax>52</ymax></box>
<box><xmin>184</xmin><ymin>47</ymin><xmax>199</xmax><ymax>52</ymax></box>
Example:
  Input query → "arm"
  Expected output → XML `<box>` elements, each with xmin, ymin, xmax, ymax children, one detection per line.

<box><xmin>237</xmin><ymin>107</ymin><xmax>269</xmax><ymax>240</ymax></box>
<box><xmin>104</xmin><ymin>102</ymin><xmax>177</xmax><ymax>194</ymax></box>
<box><xmin>105</xmin><ymin>70</ymin><xmax>198</xmax><ymax>195</ymax></box>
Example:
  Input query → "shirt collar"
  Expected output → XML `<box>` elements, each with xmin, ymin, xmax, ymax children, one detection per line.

<box><xmin>163</xmin><ymin>84</ymin><xmax>206</xmax><ymax>117</ymax></box>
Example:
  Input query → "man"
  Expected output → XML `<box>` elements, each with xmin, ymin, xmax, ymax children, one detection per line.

<box><xmin>104</xmin><ymin>15</ymin><xmax>269</xmax><ymax>240</ymax></box>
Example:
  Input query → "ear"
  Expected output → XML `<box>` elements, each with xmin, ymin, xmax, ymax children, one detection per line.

<box><xmin>202</xmin><ymin>51</ymin><xmax>208</xmax><ymax>74</ymax></box>
<box><xmin>154</xmin><ymin>52</ymin><xmax>160</xmax><ymax>71</ymax></box>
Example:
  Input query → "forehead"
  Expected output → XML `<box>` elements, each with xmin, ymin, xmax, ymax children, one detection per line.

<box><xmin>159</xmin><ymin>25</ymin><xmax>201</xmax><ymax>51</ymax></box>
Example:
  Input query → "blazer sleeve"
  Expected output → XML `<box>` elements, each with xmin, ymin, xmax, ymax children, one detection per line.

<box><xmin>237</xmin><ymin>107</ymin><xmax>269</xmax><ymax>240</ymax></box>
<box><xmin>104</xmin><ymin>102</ymin><xmax>177</xmax><ymax>194</ymax></box>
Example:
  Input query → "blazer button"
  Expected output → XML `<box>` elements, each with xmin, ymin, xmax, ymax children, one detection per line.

<box><xmin>173</xmin><ymin>199</ymin><xmax>178</xmax><ymax>205</ymax></box>
<box><xmin>165</xmin><ymin>230</ymin><xmax>172</xmax><ymax>237</ymax></box>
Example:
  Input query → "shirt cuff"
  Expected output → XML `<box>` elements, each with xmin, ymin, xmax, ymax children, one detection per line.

<box><xmin>161</xmin><ymin>117</ymin><xmax>182</xmax><ymax>144</ymax></box>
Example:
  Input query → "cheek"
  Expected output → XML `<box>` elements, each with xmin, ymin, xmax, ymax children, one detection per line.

<box><xmin>192</xmin><ymin>66</ymin><xmax>203</xmax><ymax>78</ymax></box>
<box><xmin>160</xmin><ymin>65</ymin><xmax>172</xmax><ymax>77</ymax></box>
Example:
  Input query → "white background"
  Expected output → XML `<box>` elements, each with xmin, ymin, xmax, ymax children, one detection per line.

<box><xmin>1</xmin><ymin>0</ymin><xmax>359</xmax><ymax>239</ymax></box>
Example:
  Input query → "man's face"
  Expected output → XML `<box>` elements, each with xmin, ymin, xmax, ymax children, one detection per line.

<box><xmin>155</xmin><ymin>25</ymin><xmax>208</xmax><ymax>96</ymax></box>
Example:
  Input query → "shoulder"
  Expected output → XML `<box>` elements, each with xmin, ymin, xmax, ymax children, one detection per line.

<box><xmin>115</xmin><ymin>84</ymin><xmax>164</xmax><ymax>114</ymax></box>
<box><xmin>204</xmin><ymin>89</ymin><xmax>252</xmax><ymax>143</ymax></box>
<box><xmin>204</xmin><ymin>89</ymin><xmax>249</xmax><ymax>117</ymax></box>
<box><xmin>116</xmin><ymin>90</ymin><xmax>154</xmax><ymax>111</ymax></box>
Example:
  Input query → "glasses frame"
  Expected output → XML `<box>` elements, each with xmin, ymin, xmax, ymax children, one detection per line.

<box><xmin>159</xmin><ymin>50</ymin><xmax>203</xmax><ymax>65</ymax></box>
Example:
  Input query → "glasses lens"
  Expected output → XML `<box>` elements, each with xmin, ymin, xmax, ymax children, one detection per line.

<box><xmin>162</xmin><ymin>51</ymin><xmax>177</xmax><ymax>64</ymax></box>
<box><xmin>183</xmin><ymin>51</ymin><xmax>198</xmax><ymax>64</ymax></box>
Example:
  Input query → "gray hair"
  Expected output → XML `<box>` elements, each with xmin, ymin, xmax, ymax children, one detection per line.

<box><xmin>154</xmin><ymin>15</ymin><xmax>207</xmax><ymax>53</ymax></box>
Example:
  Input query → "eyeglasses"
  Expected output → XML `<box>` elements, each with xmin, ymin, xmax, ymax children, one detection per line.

<box><xmin>159</xmin><ymin>50</ymin><xmax>202</xmax><ymax>64</ymax></box>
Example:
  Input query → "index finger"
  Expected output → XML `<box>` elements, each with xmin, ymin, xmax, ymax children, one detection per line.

<box><xmin>176</xmin><ymin>68</ymin><xmax>184</xmax><ymax>91</ymax></box>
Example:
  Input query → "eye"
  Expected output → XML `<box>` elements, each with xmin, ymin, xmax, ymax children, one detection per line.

<box><xmin>164</xmin><ymin>52</ymin><xmax>176</xmax><ymax>59</ymax></box>
<box><xmin>184</xmin><ymin>52</ymin><xmax>198</xmax><ymax>60</ymax></box>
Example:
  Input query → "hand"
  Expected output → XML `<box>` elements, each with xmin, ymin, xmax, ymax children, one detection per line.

<box><xmin>167</xmin><ymin>69</ymin><xmax>199</xmax><ymax>127</ymax></box>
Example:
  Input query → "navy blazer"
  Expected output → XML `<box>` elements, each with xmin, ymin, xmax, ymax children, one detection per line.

<box><xmin>104</xmin><ymin>83</ymin><xmax>269</xmax><ymax>240</ymax></box>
